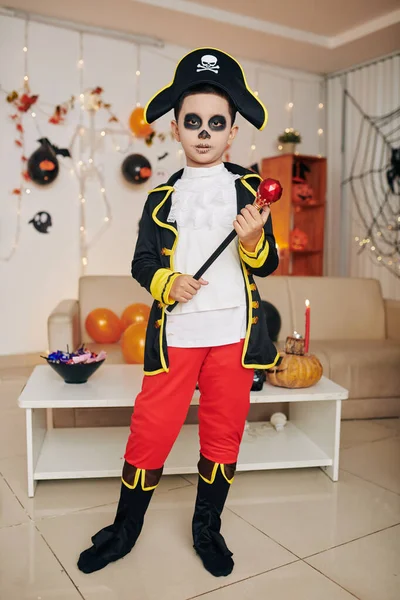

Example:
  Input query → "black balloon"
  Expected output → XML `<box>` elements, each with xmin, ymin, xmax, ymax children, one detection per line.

<box><xmin>29</xmin><ymin>211</ymin><xmax>52</xmax><ymax>234</ymax></box>
<box><xmin>27</xmin><ymin>138</ymin><xmax>70</xmax><ymax>186</ymax></box>
<box><xmin>251</xmin><ymin>301</ymin><xmax>281</xmax><ymax>391</ymax></box>
<box><xmin>261</xmin><ymin>300</ymin><xmax>281</xmax><ymax>343</ymax></box>
<box><xmin>122</xmin><ymin>154</ymin><xmax>152</xmax><ymax>184</ymax></box>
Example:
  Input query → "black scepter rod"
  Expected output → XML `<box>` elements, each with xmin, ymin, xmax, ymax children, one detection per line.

<box><xmin>166</xmin><ymin>178</ymin><xmax>282</xmax><ymax>313</ymax></box>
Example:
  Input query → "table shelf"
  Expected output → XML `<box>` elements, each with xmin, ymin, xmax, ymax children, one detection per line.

<box><xmin>33</xmin><ymin>422</ymin><xmax>332</xmax><ymax>481</ymax></box>
<box><xmin>19</xmin><ymin>365</ymin><xmax>347</xmax><ymax>496</ymax></box>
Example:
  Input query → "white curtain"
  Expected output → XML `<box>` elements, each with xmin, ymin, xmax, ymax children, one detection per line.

<box><xmin>326</xmin><ymin>54</ymin><xmax>400</xmax><ymax>300</ymax></box>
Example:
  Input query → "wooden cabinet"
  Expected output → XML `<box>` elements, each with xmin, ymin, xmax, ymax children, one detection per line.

<box><xmin>261</xmin><ymin>154</ymin><xmax>326</xmax><ymax>276</ymax></box>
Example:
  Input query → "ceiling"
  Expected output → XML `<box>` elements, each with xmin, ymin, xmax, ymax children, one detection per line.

<box><xmin>194</xmin><ymin>0</ymin><xmax>400</xmax><ymax>36</ymax></box>
<box><xmin>2</xmin><ymin>0</ymin><xmax>400</xmax><ymax>73</ymax></box>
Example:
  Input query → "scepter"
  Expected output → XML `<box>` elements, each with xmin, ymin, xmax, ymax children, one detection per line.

<box><xmin>167</xmin><ymin>177</ymin><xmax>283</xmax><ymax>313</ymax></box>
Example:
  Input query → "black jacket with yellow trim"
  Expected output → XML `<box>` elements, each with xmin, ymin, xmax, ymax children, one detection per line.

<box><xmin>131</xmin><ymin>162</ymin><xmax>280</xmax><ymax>375</ymax></box>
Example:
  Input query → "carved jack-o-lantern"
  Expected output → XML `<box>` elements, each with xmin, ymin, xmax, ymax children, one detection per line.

<box><xmin>290</xmin><ymin>227</ymin><xmax>308</xmax><ymax>251</ymax></box>
<box><xmin>292</xmin><ymin>178</ymin><xmax>314</xmax><ymax>204</ymax></box>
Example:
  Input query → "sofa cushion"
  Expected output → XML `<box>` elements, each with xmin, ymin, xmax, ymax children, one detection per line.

<box><xmin>288</xmin><ymin>277</ymin><xmax>385</xmax><ymax>341</ymax></box>
<box><xmin>79</xmin><ymin>276</ymin><xmax>152</xmax><ymax>343</ymax></box>
<box><xmin>309</xmin><ymin>339</ymin><xmax>400</xmax><ymax>399</ymax></box>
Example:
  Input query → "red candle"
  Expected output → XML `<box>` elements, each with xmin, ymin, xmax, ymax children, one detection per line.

<box><xmin>304</xmin><ymin>299</ymin><xmax>310</xmax><ymax>354</ymax></box>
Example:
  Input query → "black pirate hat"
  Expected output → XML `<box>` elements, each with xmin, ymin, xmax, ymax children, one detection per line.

<box><xmin>144</xmin><ymin>47</ymin><xmax>268</xmax><ymax>130</ymax></box>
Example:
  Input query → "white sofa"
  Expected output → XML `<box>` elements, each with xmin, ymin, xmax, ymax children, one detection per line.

<box><xmin>48</xmin><ymin>275</ymin><xmax>400</xmax><ymax>421</ymax></box>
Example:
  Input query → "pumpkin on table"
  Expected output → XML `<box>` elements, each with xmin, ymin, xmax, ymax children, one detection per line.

<box><xmin>266</xmin><ymin>336</ymin><xmax>323</xmax><ymax>389</ymax></box>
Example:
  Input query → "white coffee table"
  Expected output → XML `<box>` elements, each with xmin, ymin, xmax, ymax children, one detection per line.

<box><xmin>18</xmin><ymin>365</ymin><xmax>348</xmax><ymax>496</ymax></box>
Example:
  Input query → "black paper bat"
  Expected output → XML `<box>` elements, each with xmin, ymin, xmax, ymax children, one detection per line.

<box><xmin>37</xmin><ymin>137</ymin><xmax>71</xmax><ymax>158</ymax></box>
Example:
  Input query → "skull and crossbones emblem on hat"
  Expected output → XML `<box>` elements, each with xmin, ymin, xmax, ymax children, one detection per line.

<box><xmin>196</xmin><ymin>55</ymin><xmax>220</xmax><ymax>74</ymax></box>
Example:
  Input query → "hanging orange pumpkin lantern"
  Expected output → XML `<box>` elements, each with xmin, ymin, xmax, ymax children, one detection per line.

<box><xmin>129</xmin><ymin>107</ymin><xmax>154</xmax><ymax>138</ymax></box>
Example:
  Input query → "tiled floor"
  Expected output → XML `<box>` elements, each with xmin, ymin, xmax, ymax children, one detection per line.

<box><xmin>0</xmin><ymin>375</ymin><xmax>399</xmax><ymax>599</ymax></box>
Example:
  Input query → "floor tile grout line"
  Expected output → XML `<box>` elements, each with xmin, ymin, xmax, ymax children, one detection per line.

<box><xmin>340</xmin><ymin>431</ymin><xmax>399</xmax><ymax>450</ymax></box>
<box><xmin>28</xmin><ymin>483</ymin><xmax>193</xmax><ymax>523</ymax></box>
<box><xmin>305</xmin><ymin>562</ymin><xmax>361</xmax><ymax>599</ymax></box>
<box><xmin>0</xmin><ymin>473</ymin><xmax>193</xmax><ymax>524</ymax></box>
<box><xmin>302</xmin><ymin>521</ymin><xmax>400</xmax><ymax>561</ymax></box>
<box><xmin>341</xmin><ymin>432</ymin><xmax>400</xmax><ymax>450</ymax></box>
<box><xmin>181</xmin><ymin>475</ymin><xmax>196</xmax><ymax>485</ymax></box>
<box><xmin>1</xmin><ymin>471</ymin><xmax>34</xmax><ymax>522</ymax></box>
<box><xmin>225</xmin><ymin>505</ymin><xmax>302</xmax><ymax>561</ymax></box>
<box><xmin>339</xmin><ymin>466</ymin><xmax>400</xmax><ymax>496</ymax></box>
<box><xmin>184</xmin><ymin>559</ymin><xmax>302</xmax><ymax>600</ymax></box>
<box><xmin>227</xmin><ymin>500</ymin><xmax>400</xmax><ymax>566</ymax></box>
<box><xmin>34</xmin><ymin>523</ymin><xmax>86</xmax><ymax>600</ymax></box>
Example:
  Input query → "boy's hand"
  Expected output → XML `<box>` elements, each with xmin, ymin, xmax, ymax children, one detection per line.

<box><xmin>234</xmin><ymin>204</ymin><xmax>270</xmax><ymax>253</ymax></box>
<box><xmin>169</xmin><ymin>274</ymin><xmax>208</xmax><ymax>303</ymax></box>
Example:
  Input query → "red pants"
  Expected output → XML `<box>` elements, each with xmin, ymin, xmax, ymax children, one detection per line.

<box><xmin>124</xmin><ymin>340</ymin><xmax>254</xmax><ymax>469</ymax></box>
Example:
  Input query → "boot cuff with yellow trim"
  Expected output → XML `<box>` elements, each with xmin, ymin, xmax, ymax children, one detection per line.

<box><xmin>192</xmin><ymin>456</ymin><xmax>235</xmax><ymax>577</ymax></box>
<box><xmin>77</xmin><ymin>462</ymin><xmax>162</xmax><ymax>574</ymax></box>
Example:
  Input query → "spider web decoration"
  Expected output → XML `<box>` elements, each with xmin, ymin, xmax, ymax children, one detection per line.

<box><xmin>342</xmin><ymin>89</ymin><xmax>400</xmax><ymax>278</ymax></box>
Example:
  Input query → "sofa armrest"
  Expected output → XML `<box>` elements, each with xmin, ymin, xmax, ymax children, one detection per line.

<box><xmin>384</xmin><ymin>299</ymin><xmax>400</xmax><ymax>341</ymax></box>
<box><xmin>47</xmin><ymin>299</ymin><xmax>81</xmax><ymax>352</ymax></box>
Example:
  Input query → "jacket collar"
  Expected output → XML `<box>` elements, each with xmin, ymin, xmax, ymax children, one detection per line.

<box><xmin>152</xmin><ymin>162</ymin><xmax>261</xmax><ymax>226</ymax></box>
<box><xmin>164</xmin><ymin>162</ymin><xmax>257</xmax><ymax>187</ymax></box>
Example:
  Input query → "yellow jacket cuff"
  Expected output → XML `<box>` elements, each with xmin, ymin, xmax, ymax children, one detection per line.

<box><xmin>239</xmin><ymin>231</ymin><xmax>270</xmax><ymax>267</ymax></box>
<box><xmin>150</xmin><ymin>269</ymin><xmax>181</xmax><ymax>305</ymax></box>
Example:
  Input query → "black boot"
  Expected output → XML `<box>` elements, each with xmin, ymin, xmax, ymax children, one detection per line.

<box><xmin>78</xmin><ymin>461</ymin><xmax>162</xmax><ymax>574</ymax></box>
<box><xmin>192</xmin><ymin>455</ymin><xmax>235</xmax><ymax>577</ymax></box>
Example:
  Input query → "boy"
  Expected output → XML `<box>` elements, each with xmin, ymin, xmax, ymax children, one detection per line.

<box><xmin>78</xmin><ymin>47</ymin><xmax>279</xmax><ymax>578</ymax></box>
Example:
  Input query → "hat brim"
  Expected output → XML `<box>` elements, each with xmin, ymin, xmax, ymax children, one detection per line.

<box><xmin>143</xmin><ymin>48</ymin><xmax>268</xmax><ymax>130</ymax></box>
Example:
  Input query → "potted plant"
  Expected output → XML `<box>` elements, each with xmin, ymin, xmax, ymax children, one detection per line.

<box><xmin>278</xmin><ymin>128</ymin><xmax>302</xmax><ymax>154</ymax></box>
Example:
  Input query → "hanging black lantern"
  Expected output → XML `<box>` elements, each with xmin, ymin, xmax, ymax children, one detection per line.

<box><xmin>27</xmin><ymin>138</ymin><xmax>71</xmax><ymax>186</ymax></box>
<box><xmin>122</xmin><ymin>154</ymin><xmax>152</xmax><ymax>185</ymax></box>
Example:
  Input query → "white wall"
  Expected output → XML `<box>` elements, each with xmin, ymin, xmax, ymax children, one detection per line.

<box><xmin>0</xmin><ymin>15</ymin><xmax>323</xmax><ymax>355</ymax></box>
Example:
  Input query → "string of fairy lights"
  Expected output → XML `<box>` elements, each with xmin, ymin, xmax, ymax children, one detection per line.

<box><xmin>353</xmin><ymin>227</ymin><xmax>400</xmax><ymax>273</ymax></box>
<box><xmin>72</xmin><ymin>32</ymin><xmax>114</xmax><ymax>273</ymax></box>
<box><xmin>0</xmin><ymin>19</ymin><xmax>30</xmax><ymax>261</ymax></box>
<box><xmin>276</xmin><ymin>78</ymin><xmax>325</xmax><ymax>158</ymax></box>
<box><xmin>1</xmin><ymin>18</ymin><xmax>326</xmax><ymax>269</ymax></box>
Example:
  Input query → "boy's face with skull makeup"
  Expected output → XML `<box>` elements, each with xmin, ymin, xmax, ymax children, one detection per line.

<box><xmin>171</xmin><ymin>93</ymin><xmax>238</xmax><ymax>168</ymax></box>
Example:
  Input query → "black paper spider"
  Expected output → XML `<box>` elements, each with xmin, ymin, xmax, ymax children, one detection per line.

<box><xmin>387</xmin><ymin>148</ymin><xmax>400</xmax><ymax>194</ymax></box>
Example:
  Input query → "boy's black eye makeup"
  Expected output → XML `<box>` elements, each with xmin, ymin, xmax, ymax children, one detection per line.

<box><xmin>208</xmin><ymin>115</ymin><xmax>227</xmax><ymax>131</ymax></box>
<box><xmin>184</xmin><ymin>113</ymin><xmax>202</xmax><ymax>129</ymax></box>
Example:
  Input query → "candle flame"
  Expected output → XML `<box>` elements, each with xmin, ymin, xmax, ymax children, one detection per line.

<box><xmin>305</xmin><ymin>299</ymin><xmax>310</xmax><ymax>307</ymax></box>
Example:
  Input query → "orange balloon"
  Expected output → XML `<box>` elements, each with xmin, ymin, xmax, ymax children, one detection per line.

<box><xmin>85</xmin><ymin>308</ymin><xmax>123</xmax><ymax>343</ymax></box>
<box><xmin>121</xmin><ymin>322</ymin><xmax>147</xmax><ymax>364</ymax></box>
<box><xmin>121</xmin><ymin>303</ymin><xmax>151</xmax><ymax>331</ymax></box>
<box><xmin>129</xmin><ymin>107</ymin><xmax>153</xmax><ymax>138</ymax></box>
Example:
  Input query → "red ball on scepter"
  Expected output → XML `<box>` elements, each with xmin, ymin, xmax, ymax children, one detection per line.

<box><xmin>254</xmin><ymin>178</ymin><xmax>283</xmax><ymax>210</ymax></box>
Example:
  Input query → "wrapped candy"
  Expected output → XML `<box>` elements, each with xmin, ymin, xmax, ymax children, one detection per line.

<box><xmin>43</xmin><ymin>345</ymin><xmax>107</xmax><ymax>365</ymax></box>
